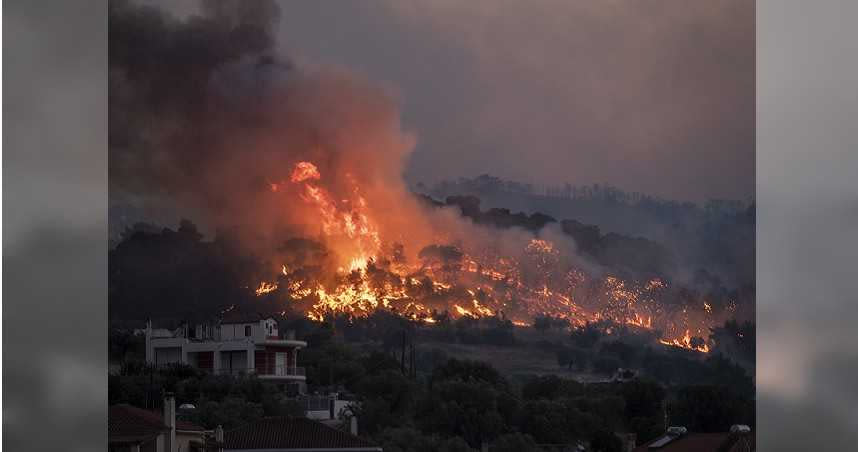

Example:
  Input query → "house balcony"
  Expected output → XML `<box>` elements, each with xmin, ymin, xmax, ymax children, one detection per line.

<box><xmin>214</xmin><ymin>365</ymin><xmax>306</xmax><ymax>380</ymax></box>
<box><xmin>263</xmin><ymin>337</ymin><xmax>308</xmax><ymax>348</ymax></box>
<box><xmin>257</xmin><ymin>365</ymin><xmax>306</xmax><ymax>380</ymax></box>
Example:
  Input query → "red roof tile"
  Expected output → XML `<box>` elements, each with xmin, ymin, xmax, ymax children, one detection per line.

<box><xmin>633</xmin><ymin>432</ymin><xmax>755</xmax><ymax>452</ymax></box>
<box><xmin>224</xmin><ymin>417</ymin><xmax>381</xmax><ymax>451</ymax></box>
<box><xmin>109</xmin><ymin>404</ymin><xmax>206</xmax><ymax>444</ymax></box>
<box><xmin>109</xmin><ymin>404</ymin><xmax>169</xmax><ymax>444</ymax></box>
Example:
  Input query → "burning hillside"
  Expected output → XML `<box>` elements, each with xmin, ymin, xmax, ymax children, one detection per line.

<box><xmin>108</xmin><ymin>1</ymin><xmax>749</xmax><ymax>355</ymax></box>
<box><xmin>247</xmin><ymin>161</ymin><xmax>728</xmax><ymax>353</ymax></box>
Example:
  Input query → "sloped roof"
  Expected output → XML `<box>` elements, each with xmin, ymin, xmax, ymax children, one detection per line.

<box><xmin>634</xmin><ymin>432</ymin><xmax>755</xmax><ymax>452</ymax></box>
<box><xmin>108</xmin><ymin>404</ymin><xmax>206</xmax><ymax>444</ymax></box>
<box><xmin>109</xmin><ymin>404</ymin><xmax>169</xmax><ymax>444</ymax></box>
<box><xmin>224</xmin><ymin>417</ymin><xmax>381</xmax><ymax>451</ymax></box>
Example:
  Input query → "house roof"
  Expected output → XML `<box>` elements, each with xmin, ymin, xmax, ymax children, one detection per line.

<box><xmin>224</xmin><ymin>417</ymin><xmax>381</xmax><ymax>451</ymax></box>
<box><xmin>108</xmin><ymin>404</ymin><xmax>206</xmax><ymax>444</ymax></box>
<box><xmin>633</xmin><ymin>432</ymin><xmax>755</xmax><ymax>452</ymax></box>
<box><xmin>109</xmin><ymin>404</ymin><xmax>169</xmax><ymax>444</ymax></box>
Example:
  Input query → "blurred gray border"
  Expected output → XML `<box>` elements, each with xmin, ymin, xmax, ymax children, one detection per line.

<box><xmin>3</xmin><ymin>1</ymin><xmax>107</xmax><ymax>451</ymax></box>
<box><xmin>757</xmin><ymin>0</ymin><xmax>858</xmax><ymax>450</ymax></box>
<box><xmin>3</xmin><ymin>1</ymin><xmax>858</xmax><ymax>450</ymax></box>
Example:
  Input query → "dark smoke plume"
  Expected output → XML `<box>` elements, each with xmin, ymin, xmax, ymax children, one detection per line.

<box><xmin>110</xmin><ymin>0</ymin><xmax>284</xmax><ymax>197</ymax></box>
<box><xmin>110</xmin><ymin>0</ymin><xmax>427</xmax><ymax>259</ymax></box>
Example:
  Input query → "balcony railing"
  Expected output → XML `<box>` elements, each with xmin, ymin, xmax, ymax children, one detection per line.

<box><xmin>214</xmin><ymin>366</ymin><xmax>305</xmax><ymax>377</ymax></box>
<box><xmin>262</xmin><ymin>365</ymin><xmax>306</xmax><ymax>377</ymax></box>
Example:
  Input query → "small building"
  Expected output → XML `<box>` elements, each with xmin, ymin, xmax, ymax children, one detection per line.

<box><xmin>302</xmin><ymin>393</ymin><xmax>359</xmax><ymax>423</ymax></box>
<box><xmin>109</xmin><ymin>395</ymin><xmax>207</xmax><ymax>452</ymax></box>
<box><xmin>222</xmin><ymin>417</ymin><xmax>382</xmax><ymax>452</ymax></box>
<box><xmin>145</xmin><ymin>312</ymin><xmax>307</xmax><ymax>392</ymax></box>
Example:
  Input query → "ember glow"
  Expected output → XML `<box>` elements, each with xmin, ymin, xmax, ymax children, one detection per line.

<box><xmin>250</xmin><ymin>161</ymin><xmax>725</xmax><ymax>352</ymax></box>
<box><xmin>659</xmin><ymin>330</ymin><xmax>711</xmax><ymax>353</ymax></box>
<box><xmin>255</xmin><ymin>281</ymin><xmax>278</xmax><ymax>296</ymax></box>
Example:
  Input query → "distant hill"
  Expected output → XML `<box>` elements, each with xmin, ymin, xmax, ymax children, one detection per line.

<box><xmin>419</xmin><ymin>175</ymin><xmax>754</xmax><ymax>288</ymax></box>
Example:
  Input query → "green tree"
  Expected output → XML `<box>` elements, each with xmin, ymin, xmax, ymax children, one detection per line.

<box><xmin>671</xmin><ymin>385</ymin><xmax>751</xmax><ymax>432</ymax></box>
<box><xmin>590</xmin><ymin>429</ymin><xmax>623</xmax><ymax>452</ymax></box>
<box><xmin>491</xmin><ymin>433</ymin><xmax>539</xmax><ymax>452</ymax></box>
<box><xmin>416</xmin><ymin>380</ymin><xmax>507</xmax><ymax>448</ymax></box>
<box><xmin>196</xmin><ymin>396</ymin><xmax>263</xmax><ymax>429</ymax></box>
<box><xmin>521</xmin><ymin>375</ymin><xmax>563</xmax><ymax>400</ymax></box>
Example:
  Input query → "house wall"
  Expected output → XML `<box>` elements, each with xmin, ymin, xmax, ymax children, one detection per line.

<box><xmin>219</xmin><ymin>319</ymin><xmax>278</xmax><ymax>342</ymax></box>
<box><xmin>261</xmin><ymin>318</ymin><xmax>278</xmax><ymax>338</ymax></box>
<box><xmin>254</xmin><ymin>346</ymin><xmax>293</xmax><ymax>375</ymax></box>
<box><xmin>176</xmin><ymin>431</ymin><xmax>205</xmax><ymax>452</ymax></box>
<box><xmin>219</xmin><ymin>323</ymin><xmax>256</xmax><ymax>341</ymax></box>
<box><xmin>306</xmin><ymin>399</ymin><xmax>356</xmax><ymax>421</ymax></box>
<box><xmin>146</xmin><ymin>318</ymin><xmax>287</xmax><ymax>373</ymax></box>
<box><xmin>147</xmin><ymin>336</ymin><xmax>185</xmax><ymax>365</ymax></box>
<box><xmin>219</xmin><ymin>350</ymin><xmax>248</xmax><ymax>372</ymax></box>
<box><xmin>190</xmin><ymin>324</ymin><xmax>214</xmax><ymax>340</ymax></box>
<box><xmin>155</xmin><ymin>347</ymin><xmax>182</xmax><ymax>366</ymax></box>
<box><xmin>196</xmin><ymin>351</ymin><xmax>214</xmax><ymax>371</ymax></box>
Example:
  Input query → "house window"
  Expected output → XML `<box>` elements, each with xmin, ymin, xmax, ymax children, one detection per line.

<box><xmin>245</xmin><ymin>325</ymin><xmax>252</xmax><ymax>337</ymax></box>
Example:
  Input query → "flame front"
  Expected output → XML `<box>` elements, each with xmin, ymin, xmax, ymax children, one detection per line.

<box><xmin>254</xmin><ymin>161</ymin><xmax>720</xmax><ymax>352</ymax></box>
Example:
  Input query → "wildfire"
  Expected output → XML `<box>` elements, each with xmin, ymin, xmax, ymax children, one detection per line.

<box><xmin>626</xmin><ymin>313</ymin><xmax>652</xmax><ymax>329</ymax></box>
<box><xmin>288</xmin><ymin>161</ymin><xmax>381</xmax><ymax>262</ymax></box>
<box><xmin>658</xmin><ymin>329</ymin><xmax>711</xmax><ymax>353</ymax></box>
<box><xmin>255</xmin><ymin>281</ymin><xmax>278</xmax><ymax>296</ymax></box>
<box><xmin>290</xmin><ymin>161</ymin><xmax>321</xmax><ymax>182</ymax></box>
<box><xmin>254</xmin><ymin>161</ymin><xmax>724</xmax><ymax>353</ymax></box>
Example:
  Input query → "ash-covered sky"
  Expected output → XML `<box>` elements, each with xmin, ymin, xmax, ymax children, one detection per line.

<box><xmin>272</xmin><ymin>1</ymin><xmax>755</xmax><ymax>202</ymax></box>
<box><xmin>158</xmin><ymin>0</ymin><xmax>754</xmax><ymax>202</ymax></box>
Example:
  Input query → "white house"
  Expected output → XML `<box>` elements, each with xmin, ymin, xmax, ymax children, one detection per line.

<box><xmin>145</xmin><ymin>312</ymin><xmax>307</xmax><ymax>392</ymax></box>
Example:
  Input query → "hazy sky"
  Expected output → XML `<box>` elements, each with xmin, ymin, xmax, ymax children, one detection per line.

<box><xmin>155</xmin><ymin>0</ymin><xmax>754</xmax><ymax>202</ymax></box>
<box><xmin>269</xmin><ymin>1</ymin><xmax>755</xmax><ymax>202</ymax></box>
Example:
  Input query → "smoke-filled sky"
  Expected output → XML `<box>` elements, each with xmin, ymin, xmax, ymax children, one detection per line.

<box><xmin>155</xmin><ymin>0</ymin><xmax>754</xmax><ymax>203</ymax></box>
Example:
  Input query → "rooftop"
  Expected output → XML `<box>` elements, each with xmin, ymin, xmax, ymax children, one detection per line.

<box><xmin>634</xmin><ymin>431</ymin><xmax>754</xmax><ymax>452</ymax></box>
<box><xmin>109</xmin><ymin>404</ymin><xmax>206</xmax><ymax>444</ymax></box>
<box><xmin>224</xmin><ymin>417</ymin><xmax>381</xmax><ymax>451</ymax></box>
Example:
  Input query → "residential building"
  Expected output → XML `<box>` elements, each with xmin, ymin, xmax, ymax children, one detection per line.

<box><xmin>109</xmin><ymin>395</ymin><xmax>208</xmax><ymax>452</ymax></box>
<box><xmin>303</xmin><ymin>393</ymin><xmax>358</xmax><ymax>423</ymax></box>
<box><xmin>144</xmin><ymin>312</ymin><xmax>307</xmax><ymax>392</ymax></box>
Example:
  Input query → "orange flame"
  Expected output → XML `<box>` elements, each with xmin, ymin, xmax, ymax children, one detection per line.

<box><xmin>255</xmin><ymin>281</ymin><xmax>278</xmax><ymax>296</ymax></box>
<box><xmin>256</xmin><ymin>165</ymin><xmax>722</xmax><ymax>351</ymax></box>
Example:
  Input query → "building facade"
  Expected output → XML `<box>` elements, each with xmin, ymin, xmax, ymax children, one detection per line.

<box><xmin>109</xmin><ymin>396</ymin><xmax>207</xmax><ymax>452</ymax></box>
<box><xmin>145</xmin><ymin>314</ymin><xmax>307</xmax><ymax>391</ymax></box>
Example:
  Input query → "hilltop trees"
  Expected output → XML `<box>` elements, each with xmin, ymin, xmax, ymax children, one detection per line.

<box><xmin>109</xmin><ymin>220</ymin><xmax>258</xmax><ymax>323</ymax></box>
<box><xmin>425</xmin><ymin>175</ymin><xmax>755</xmax><ymax>288</ymax></box>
